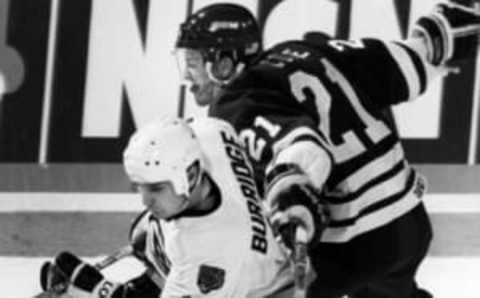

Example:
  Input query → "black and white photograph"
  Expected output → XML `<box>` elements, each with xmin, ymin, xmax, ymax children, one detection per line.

<box><xmin>1</xmin><ymin>0</ymin><xmax>479</xmax><ymax>297</ymax></box>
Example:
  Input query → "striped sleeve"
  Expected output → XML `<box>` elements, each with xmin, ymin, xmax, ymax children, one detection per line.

<box><xmin>386</xmin><ymin>41</ymin><xmax>427</xmax><ymax>100</ymax></box>
<box><xmin>268</xmin><ymin>126</ymin><xmax>334</xmax><ymax>190</ymax></box>
<box><xmin>331</xmin><ymin>38</ymin><xmax>430</xmax><ymax>109</ymax></box>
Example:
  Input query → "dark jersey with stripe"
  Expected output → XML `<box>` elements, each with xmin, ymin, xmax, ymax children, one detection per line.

<box><xmin>209</xmin><ymin>38</ymin><xmax>428</xmax><ymax>242</ymax></box>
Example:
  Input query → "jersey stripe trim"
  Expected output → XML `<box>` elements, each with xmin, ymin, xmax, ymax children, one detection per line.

<box><xmin>327</xmin><ymin>159</ymin><xmax>406</xmax><ymax>205</ymax></box>
<box><xmin>328</xmin><ymin>133</ymin><xmax>398</xmax><ymax>187</ymax></box>
<box><xmin>327</xmin><ymin>165</ymin><xmax>412</xmax><ymax>221</ymax></box>
<box><xmin>334</xmin><ymin>142</ymin><xmax>405</xmax><ymax>195</ymax></box>
<box><xmin>320</xmin><ymin>172</ymin><xmax>423</xmax><ymax>243</ymax></box>
<box><xmin>384</xmin><ymin>41</ymin><xmax>424</xmax><ymax>101</ymax></box>
<box><xmin>395</xmin><ymin>41</ymin><xmax>427</xmax><ymax>94</ymax></box>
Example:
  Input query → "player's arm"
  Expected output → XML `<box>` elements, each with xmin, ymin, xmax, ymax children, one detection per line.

<box><xmin>39</xmin><ymin>210</ymin><xmax>168</xmax><ymax>298</ymax></box>
<box><xmin>328</xmin><ymin>37</ymin><xmax>432</xmax><ymax>108</ymax></box>
<box><xmin>212</xmin><ymin>96</ymin><xmax>332</xmax><ymax>245</ymax></box>
<box><xmin>326</xmin><ymin>1</ymin><xmax>480</xmax><ymax>109</ymax></box>
<box><xmin>263</xmin><ymin>121</ymin><xmax>333</xmax><ymax>247</ymax></box>
<box><xmin>211</xmin><ymin>93</ymin><xmax>333</xmax><ymax>189</ymax></box>
<box><xmin>128</xmin><ymin>209</ymin><xmax>170</xmax><ymax>284</ymax></box>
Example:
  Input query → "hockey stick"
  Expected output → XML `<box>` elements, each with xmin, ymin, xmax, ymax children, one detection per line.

<box><xmin>291</xmin><ymin>201</ymin><xmax>330</xmax><ymax>298</ymax></box>
<box><xmin>93</xmin><ymin>244</ymin><xmax>133</xmax><ymax>270</ymax></box>
<box><xmin>292</xmin><ymin>226</ymin><xmax>309</xmax><ymax>298</ymax></box>
<box><xmin>33</xmin><ymin>245</ymin><xmax>134</xmax><ymax>298</ymax></box>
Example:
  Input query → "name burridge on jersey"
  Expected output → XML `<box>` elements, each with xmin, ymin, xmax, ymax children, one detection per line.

<box><xmin>220</xmin><ymin>130</ymin><xmax>268</xmax><ymax>254</ymax></box>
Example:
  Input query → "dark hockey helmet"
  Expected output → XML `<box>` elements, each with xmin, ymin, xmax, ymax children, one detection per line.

<box><xmin>175</xmin><ymin>3</ymin><xmax>262</xmax><ymax>65</ymax></box>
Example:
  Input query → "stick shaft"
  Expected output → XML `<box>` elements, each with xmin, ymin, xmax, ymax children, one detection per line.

<box><xmin>293</xmin><ymin>226</ymin><xmax>308</xmax><ymax>298</ymax></box>
<box><xmin>94</xmin><ymin>245</ymin><xmax>133</xmax><ymax>270</ymax></box>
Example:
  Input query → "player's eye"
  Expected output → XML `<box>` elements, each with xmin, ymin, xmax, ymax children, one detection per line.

<box><xmin>149</xmin><ymin>184</ymin><xmax>164</xmax><ymax>192</ymax></box>
<box><xmin>130</xmin><ymin>182</ymin><xmax>165</xmax><ymax>193</ymax></box>
<box><xmin>144</xmin><ymin>182</ymin><xmax>167</xmax><ymax>193</ymax></box>
<box><xmin>186</xmin><ymin>58</ymin><xmax>202</xmax><ymax>69</ymax></box>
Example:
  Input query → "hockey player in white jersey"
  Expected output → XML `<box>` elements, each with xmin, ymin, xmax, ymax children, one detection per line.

<box><xmin>39</xmin><ymin>117</ymin><xmax>294</xmax><ymax>298</ymax></box>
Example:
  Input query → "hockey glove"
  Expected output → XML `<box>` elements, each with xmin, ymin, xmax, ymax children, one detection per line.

<box><xmin>269</xmin><ymin>184</ymin><xmax>329</xmax><ymax>250</ymax></box>
<box><xmin>39</xmin><ymin>260</ymin><xmax>69</xmax><ymax>294</ymax></box>
<box><xmin>40</xmin><ymin>251</ymin><xmax>129</xmax><ymax>298</ymax></box>
<box><xmin>412</xmin><ymin>1</ymin><xmax>480</xmax><ymax>65</ymax></box>
<box><xmin>265</xmin><ymin>163</ymin><xmax>329</xmax><ymax>250</ymax></box>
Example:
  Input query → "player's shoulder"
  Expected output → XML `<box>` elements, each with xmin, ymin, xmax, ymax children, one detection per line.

<box><xmin>263</xmin><ymin>39</ymin><xmax>333</xmax><ymax>62</ymax></box>
<box><xmin>268</xmin><ymin>39</ymin><xmax>321</xmax><ymax>52</ymax></box>
<box><xmin>266</xmin><ymin>37</ymin><xmax>388</xmax><ymax>63</ymax></box>
<box><xmin>230</xmin><ymin>39</ymin><xmax>329</xmax><ymax>87</ymax></box>
<box><xmin>187</xmin><ymin>117</ymin><xmax>235</xmax><ymax>133</ymax></box>
<box><xmin>187</xmin><ymin>117</ymin><xmax>238</xmax><ymax>141</ymax></box>
<box><xmin>225</xmin><ymin>41</ymin><xmax>315</xmax><ymax>97</ymax></box>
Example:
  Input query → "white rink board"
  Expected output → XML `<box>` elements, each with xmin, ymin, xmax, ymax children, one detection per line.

<box><xmin>1</xmin><ymin>193</ymin><xmax>480</xmax><ymax>213</ymax></box>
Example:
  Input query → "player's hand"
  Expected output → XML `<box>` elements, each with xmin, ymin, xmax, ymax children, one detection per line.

<box><xmin>39</xmin><ymin>259</ymin><xmax>69</xmax><ymax>294</ymax></box>
<box><xmin>267</xmin><ymin>184</ymin><xmax>329</xmax><ymax>250</ymax></box>
<box><xmin>270</xmin><ymin>203</ymin><xmax>316</xmax><ymax>250</ymax></box>
<box><xmin>40</xmin><ymin>251</ymin><xmax>122</xmax><ymax>298</ymax></box>
<box><xmin>412</xmin><ymin>1</ymin><xmax>480</xmax><ymax>65</ymax></box>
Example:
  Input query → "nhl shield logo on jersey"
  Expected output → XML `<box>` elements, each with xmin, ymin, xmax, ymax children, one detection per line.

<box><xmin>197</xmin><ymin>264</ymin><xmax>225</xmax><ymax>294</ymax></box>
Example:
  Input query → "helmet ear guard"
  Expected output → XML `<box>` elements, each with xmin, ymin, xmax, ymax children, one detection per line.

<box><xmin>205</xmin><ymin>51</ymin><xmax>245</xmax><ymax>84</ymax></box>
<box><xmin>211</xmin><ymin>50</ymin><xmax>236</xmax><ymax>79</ymax></box>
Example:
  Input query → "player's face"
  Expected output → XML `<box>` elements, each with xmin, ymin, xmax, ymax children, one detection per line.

<box><xmin>136</xmin><ymin>182</ymin><xmax>189</xmax><ymax>219</ymax></box>
<box><xmin>175</xmin><ymin>48</ymin><xmax>221</xmax><ymax>106</ymax></box>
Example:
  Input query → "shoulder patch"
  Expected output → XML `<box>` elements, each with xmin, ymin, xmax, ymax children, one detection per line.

<box><xmin>197</xmin><ymin>264</ymin><xmax>225</xmax><ymax>294</ymax></box>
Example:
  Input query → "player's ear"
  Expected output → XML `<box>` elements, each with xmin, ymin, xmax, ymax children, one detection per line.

<box><xmin>211</xmin><ymin>55</ymin><xmax>235</xmax><ymax>81</ymax></box>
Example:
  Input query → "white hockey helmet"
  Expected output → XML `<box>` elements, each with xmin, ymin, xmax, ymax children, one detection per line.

<box><xmin>123</xmin><ymin>117</ymin><xmax>205</xmax><ymax>197</ymax></box>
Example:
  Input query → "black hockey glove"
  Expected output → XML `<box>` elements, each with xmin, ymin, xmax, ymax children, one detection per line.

<box><xmin>39</xmin><ymin>260</ymin><xmax>69</xmax><ymax>294</ymax></box>
<box><xmin>265</xmin><ymin>163</ymin><xmax>330</xmax><ymax>250</ymax></box>
<box><xmin>40</xmin><ymin>251</ymin><xmax>129</xmax><ymax>298</ymax></box>
<box><xmin>412</xmin><ymin>1</ymin><xmax>480</xmax><ymax>65</ymax></box>
<box><xmin>269</xmin><ymin>184</ymin><xmax>329</xmax><ymax>250</ymax></box>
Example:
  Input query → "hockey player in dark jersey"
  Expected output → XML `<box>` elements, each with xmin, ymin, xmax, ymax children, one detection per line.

<box><xmin>174</xmin><ymin>2</ymin><xmax>480</xmax><ymax>297</ymax></box>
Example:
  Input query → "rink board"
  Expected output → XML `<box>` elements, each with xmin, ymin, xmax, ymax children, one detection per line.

<box><xmin>1</xmin><ymin>195</ymin><xmax>479</xmax><ymax>257</ymax></box>
<box><xmin>0</xmin><ymin>164</ymin><xmax>479</xmax><ymax>257</ymax></box>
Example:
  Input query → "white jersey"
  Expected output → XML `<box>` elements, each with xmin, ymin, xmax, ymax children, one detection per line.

<box><xmin>140</xmin><ymin>118</ymin><xmax>294</xmax><ymax>298</ymax></box>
